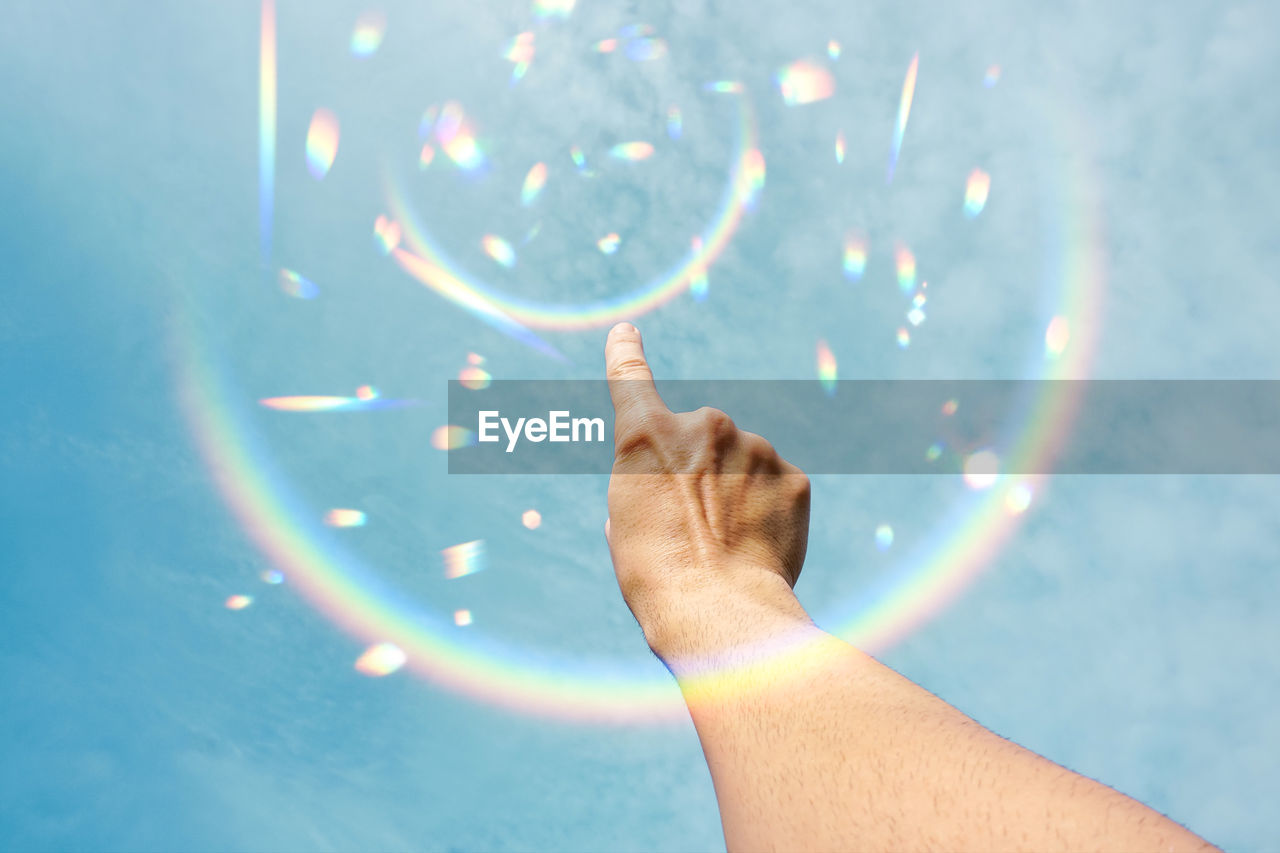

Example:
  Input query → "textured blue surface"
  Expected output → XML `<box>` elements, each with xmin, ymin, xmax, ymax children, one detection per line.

<box><xmin>2</xmin><ymin>1</ymin><xmax>1278</xmax><ymax>850</ymax></box>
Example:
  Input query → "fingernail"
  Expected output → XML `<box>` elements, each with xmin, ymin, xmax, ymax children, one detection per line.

<box><xmin>614</xmin><ymin>322</ymin><xmax>637</xmax><ymax>335</ymax></box>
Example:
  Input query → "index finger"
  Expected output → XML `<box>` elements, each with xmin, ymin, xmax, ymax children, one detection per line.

<box><xmin>605</xmin><ymin>323</ymin><xmax>670</xmax><ymax>432</ymax></box>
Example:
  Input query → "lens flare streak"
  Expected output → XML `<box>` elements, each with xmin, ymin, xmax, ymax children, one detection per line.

<box><xmin>887</xmin><ymin>52</ymin><xmax>918</xmax><ymax>183</ymax></box>
<box><xmin>258</xmin><ymin>0</ymin><xmax>276</xmax><ymax>264</ymax></box>
<box><xmin>258</xmin><ymin>394</ymin><xmax>415</xmax><ymax>412</ymax></box>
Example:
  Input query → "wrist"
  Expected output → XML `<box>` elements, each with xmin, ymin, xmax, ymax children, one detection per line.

<box><xmin>638</xmin><ymin>569</ymin><xmax>815</xmax><ymax>672</ymax></box>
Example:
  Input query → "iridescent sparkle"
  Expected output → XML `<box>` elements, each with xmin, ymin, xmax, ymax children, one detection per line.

<box><xmin>963</xmin><ymin>450</ymin><xmax>1000</xmax><ymax>490</ymax></box>
<box><xmin>776</xmin><ymin>59</ymin><xmax>835</xmax><ymax>105</ymax></box>
<box><xmin>431</xmin><ymin>425</ymin><xmax>476</xmax><ymax>450</ymax></box>
<box><xmin>482</xmin><ymin>235</ymin><xmax>517</xmax><ymax>269</ymax></box>
<box><xmin>843</xmin><ymin>232</ymin><xmax>867</xmax><ymax>281</ymax></box>
<box><xmin>521</xmin><ymin>162</ymin><xmax>547</xmax><ymax>206</ymax></box>
<box><xmin>597</xmin><ymin>233</ymin><xmax>621</xmax><ymax>255</ymax></box>
<box><xmin>355</xmin><ymin>642</ymin><xmax>406</xmax><ymax>676</ymax></box>
<box><xmin>305</xmin><ymin>109</ymin><xmax>339</xmax><ymax>179</ymax></box>
<box><xmin>816</xmin><ymin>340</ymin><xmax>837</xmax><ymax>396</ymax></box>
<box><xmin>350</xmin><ymin>11</ymin><xmax>386</xmax><ymax>57</ymax></box>
<box><xmin>609</xmin><ymin>142</ymin><xmax>654</xmax><ymax>161</ymax></box>
<box><xmin>1045</xmin><ymin>315</ymin><xmax>1070</xmax><ymax>358</ymax></box>
<box><xmin>279</xmin><ymin>268</ymin><xmax>319</xmax><ymax>299</ymax></box>
<box><xmin>895</xmin><ymin>244</ymin><xmax>917</xmax><ymax>293</ymax></box>
<box><xmin>443</xmin><ymin>540</ymin><xmax>485</xmax><ymax>579</ymax></box>
<box><xmin>667</xmin><ymin>106</ymin><xmax>682</xmax><ymax>140</ymax></box>
<box><xmin>964</xmin><ymin>168</ymin><xmax>991</xmax><ymax>217</ymax></box>
<box><xmin>324</xmin><ymin>509</ymin><xmax>367</xmax><ymax>528</ymax></box>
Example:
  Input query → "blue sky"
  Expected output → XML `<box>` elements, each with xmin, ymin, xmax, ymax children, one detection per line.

<box><xmin>2</xmin><ymin>0</ymin><xmax>1278</xmax><ymax>850</ymax></box>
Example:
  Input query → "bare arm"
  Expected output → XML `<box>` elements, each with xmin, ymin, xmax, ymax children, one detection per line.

<box><xmin>602</xmin><ymin>323</ymin><xmax>1217</xmax><ymax>853</ymax></box>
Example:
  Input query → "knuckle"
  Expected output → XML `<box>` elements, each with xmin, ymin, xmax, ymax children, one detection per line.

<box><xmin>741</xmin><ymin>431</ymin><xmax>776</xmax><ymax>459</ymax></box>
<box><xmin>693</xmin><ymin>406</ymin><xmax>735</xmax><ymax>435</ymax></box>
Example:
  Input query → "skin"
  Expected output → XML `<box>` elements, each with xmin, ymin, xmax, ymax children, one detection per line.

<box><xmin>602</xmin><ymin>322</ymin><xmax>1219</xmax><ymax>853</ymax></box>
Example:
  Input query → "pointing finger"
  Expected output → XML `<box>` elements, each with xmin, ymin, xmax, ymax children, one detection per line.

<box><xmin>605</xmin><ymin>323</ymin><xmax>669</xmax><ymax>434</ymax></box>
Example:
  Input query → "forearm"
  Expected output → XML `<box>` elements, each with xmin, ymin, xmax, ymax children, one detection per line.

<box><xmin>655</xmin><ymin>584</ymin><xmax>1217</xmax><ymax>853</ymax></box>
<box><xmin>601</xmin><ymin>325</ymin><xmax>1215</xmax><ymax>851</ymax></box>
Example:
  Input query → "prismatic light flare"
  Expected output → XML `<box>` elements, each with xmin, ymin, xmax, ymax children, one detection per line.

<box><xmin>609</xmin><ymin>141</ymin><xmax>654</xmax><ymax>161</ymax></box>
<box><xmin>521</xmin><ymin>162</ymin><xmax>547</xmax><ymax>206</ymax></box>
<box><xmin>964</xmin><ymin>168</ymin><xmax>991</xmax><ymax>217</ymax></box>
<box><xmin>816</xmin><ymin>339</ymin><xmax>838</xmax><ymax>396</ymax></box>
<box><xmin>355</xmin><ymin>642</ymin><xmax>406</xmax><ymax>676</ymax></box>
<box><xmin>305</xmin><ymin>108</ymin><xmax>340</xmax><ymax>179</ymax></box>
<box><xmin>887</xmin><ymin>52</ymin><xmax>919</xmax><ymax>183</ymax></box>
<box><xmin>776</xmin><ymin>59</ymin><xmax>835</xmax><ymax>106</ymax></box>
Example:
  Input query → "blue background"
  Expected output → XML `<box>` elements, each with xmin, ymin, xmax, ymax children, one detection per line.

<box><xmin>2</xmin><ymin>1</ymin><xmax>1278</xmax><ymax>850</ymax></box>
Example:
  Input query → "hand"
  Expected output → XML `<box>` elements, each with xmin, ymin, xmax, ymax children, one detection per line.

<box><xmin>603</xmin><ymin>323</ymin><xmax>813</xmax><ymax>665</ymax></box>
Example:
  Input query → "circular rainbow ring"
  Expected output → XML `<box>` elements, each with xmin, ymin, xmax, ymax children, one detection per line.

<box><xmin>384</xmin><ymin>91</ymin><xmax>762</xmax><ymax>333</ymax></box>
<box><xmin>177</xmin><ymin>85</ymin><xmax>1106</xmax><ymax>724</ymax></box>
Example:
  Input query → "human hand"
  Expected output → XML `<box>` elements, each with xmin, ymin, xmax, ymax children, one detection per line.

<box><xmin>603</xmin><ymin>323</ymin><xmax>813</xmax><ymax>665</ymax></box>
